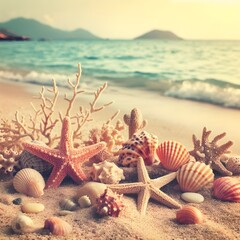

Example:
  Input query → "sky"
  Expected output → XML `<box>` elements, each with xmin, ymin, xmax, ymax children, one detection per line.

<box><xmin>0</xmin><ymin>0</ymin><xmax>240</xmax><ymax>39</ymax></box>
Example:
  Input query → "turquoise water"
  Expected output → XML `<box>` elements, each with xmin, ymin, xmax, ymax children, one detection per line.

<box><xmin>0</xmin><ymin>40</ymin><xmax>240</xmax><ymax>108</ymax></box>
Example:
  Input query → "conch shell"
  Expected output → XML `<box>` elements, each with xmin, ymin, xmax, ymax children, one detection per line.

<box><xmin>13</xmin><ymin>168</ymin><xmax>45</xmax><ymax>197</ymax></box>
<box><xmin>90</xmin><ymin>160</ymin><xmax>125</xmax><ymax>184</ymax></box>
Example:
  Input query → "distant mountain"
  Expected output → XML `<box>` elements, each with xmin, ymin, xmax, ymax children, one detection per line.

<box><xmin>0</xmin><ymin>17</ymin><xmax>100</xmax><ymax>40</ymax></box>
<box><xmin>135</xmin><ymin>29</ymin><xmax>182</xmax><ymax>40</ymax></box>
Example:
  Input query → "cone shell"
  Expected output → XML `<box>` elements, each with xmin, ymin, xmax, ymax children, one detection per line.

<box><xmin>213</xmin><ymin>177</ymin><xmax>240</xmax><ymax>202</ymax></box>
<box><xmin>156</xmin><ymin>140</ymin><xmax>190</xmax><ymax>171</ymax></box>
<box><xmin>13</xmin><ymin>168</ymin><xmax>45</xmax><ymax>197</ymax></box>
<box><xmin>177</xmin><ymin>161</ymin><xmax>214</xmax><ymax>192</ymax></box>
<box><xmin>176</xmin><ymin>206</ymin><xmax>203</xmax><ymax>224</ymax></box>
<box><xmin>44</xmin><ymin>217</ymin><xmax>72</xmax><ymax>236</ymax></box>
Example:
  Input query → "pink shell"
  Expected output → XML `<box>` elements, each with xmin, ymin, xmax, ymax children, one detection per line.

<box><xmin>156</xmin><ymin>141</ymin><xmax>190</xmax><ymax>171</ymax></box>
<box><xmin>213</xmin><ymin>177</ymin><xmax>240</xmax><ymax>202</ymax></box>
<box><xmin>176</xmin><ymin>206</ymin><xmax>203</xmax><ymax>224</ymax></box>
<box><xmin>177</xmin><ymin>161</ymin><xmax>214</xmax><ymax>192</ymax></box>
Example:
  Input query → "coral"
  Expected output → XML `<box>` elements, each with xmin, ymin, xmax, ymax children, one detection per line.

<box><xmin>0</xmin><ymin>148</ymin><xmax>20</xmax><ymax>173</ymax></box>
<box><xmin>189</xmin><ymin>127</ymin><xmax>233</xmax><ymax>176</ymax></box>
<box><xmin>123</xmin><ymin>108</ymin><xmax>147</xmax><ymax>138</ymax></box>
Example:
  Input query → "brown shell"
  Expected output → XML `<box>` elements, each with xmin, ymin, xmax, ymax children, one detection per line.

<box><xmin>225</xmin><ymin>156</ymin><xmax>240</xmax><ymax>175</ymax></box>
<box><xmin>176</xmin><ymin>206</ymin><xmax>204</xmax><ymax>224</ymax></box>
<box><xmin>118</xmin><ymin>131</ymin><xmax>158</xmax><ymax>167</ymax></box>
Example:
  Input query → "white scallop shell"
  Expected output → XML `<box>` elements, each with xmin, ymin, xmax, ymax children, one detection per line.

<box><xmin>90</xmin><ymin>160</ymin><xmax>125</xmax><ymax>184</ymax></box>
<box><xmin>13</xmin><ymin>168</ymin><xmax>45</xmax><ymax>197</ymax></box>
<box><xmin>11</xmin><ymin>214</ymin><xmax>36</xmax><ymax>234</ymax></box>
<box><xmin>177</xmin><ymin>161</ymin><xmax>214</xmax><ymax>192</ymax></box>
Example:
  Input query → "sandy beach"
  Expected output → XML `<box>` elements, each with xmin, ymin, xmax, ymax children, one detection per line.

<box><xmin>0</xmin><ymin>79</ymin><xmax>240</xmax><ymax>240</ymax></box>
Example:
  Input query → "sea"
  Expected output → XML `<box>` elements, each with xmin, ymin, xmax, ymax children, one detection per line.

<box><xmin>0</xmin><ymin>40</ymin><xmax>240</xmax><ymax>108</ymax></box>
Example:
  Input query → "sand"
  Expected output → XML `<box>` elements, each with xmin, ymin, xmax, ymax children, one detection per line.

<box><xmin>0</xmin><ymin>79</ymin><xmax>240</xmax><ymax>240</ymax></box>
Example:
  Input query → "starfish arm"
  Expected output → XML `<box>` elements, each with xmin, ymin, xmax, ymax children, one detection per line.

<box><xmin>22</xmin><ymin>142</ymin><xmax>61</xmax><ymax>165</ymax></box>
<box><xmin>137</xmin><ymin>187</ymin><xmax>150</xmax><ymax>216</ymax></box>
<box><xmin>108</xmin><ymin>182</ymin><xmax>143</xmax><ymax>194</ymax></box>
<box><xmin>150</xmin><ymin>186</ymin><xmax>181</xmax><ymax>209</ymax></box>
<box><xmin>151</xmin><ymin>172</ymin><xmax>177</xmax><ymax>189</ymax></box>
<box><xmin>137</xmin><ymin>157</ymin><xmax>150</xmax><ymax>183</ymax></box>
<box><xmin>67</xmin><ymin>162</ymin><xmax>88</xmax><ymax>184</ymax></box>
<box><xmin>45</xmin><ymin>164</ymin><xmax>68</xmax><ymax>188</ymax></box>
<box><xmin>72</xmin><ymin>142</ymin><xmax>106</xmax><ymax>161</ymax></box>
<box><xmin>212</xmin><ymin>160</ymin><xmax>232</xmax><ymax>176</ymax></box>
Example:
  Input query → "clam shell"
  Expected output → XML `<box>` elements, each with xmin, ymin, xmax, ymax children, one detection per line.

<box><xmin>176</xmin><ymin>206</ymin><xmax>203</xmax><ymax>224</ymax></box>
<box><xmin>13</xmin><ymin>168</ymin><xmax>45</xmax><ymax>197</ymax></box>
<box><xmin>77</xmin><ymin>182</ymin><xmax>107</xmax><ymax>204</ymax></box>
<box><xmin>177</xmin><ymin>161</ymin><xmax>214</xmax><ymax>192</ymax></box>
<box><xmin>11</xmin><ymin>214</ymin><xmax>36</xmax><ymax>234</ymax></box>
<box><xmin>44</xmin><ymin>217</ymin><xmax>72</xmax><ymax>236</ymax></box>
<box><xmin>156</xmin><ymin>141</ymin><xmax>190</xmax><ymax>171</ymax></box>
<box><xmin>213</xmin><ymin>177</ymin><xmax>240</xmax><ymax>202</ymax></box>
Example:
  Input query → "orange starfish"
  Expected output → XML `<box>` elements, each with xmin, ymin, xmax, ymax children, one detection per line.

<box><xmin>22</xmin><ymin>117</ymin><xmax>106</xmax><ymax>188</ymax></box>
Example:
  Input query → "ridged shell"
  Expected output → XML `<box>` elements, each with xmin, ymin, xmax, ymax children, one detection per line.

<box><xmin>59</xmin><ymin>199</ymin><xmax>78</xmax><ymax>211</ymax></box>
<box><xmin>176</xmin><ymin>206</ymin><xmax>203</xmax><ymax>224</ymax></box>
<box><xmin>11</xmin><ymin>214</ymin><xmax>36</xmax><ymax>234</ymax></box>
<box><xmin>225</xmin><ymin>156</ymin><xmax>240</xmax><ymax>175</ymax></box>
<box><xmin>156</xmin><ymin>140</ymin><xmax>190</xmax><ymax>171</ymax></box>
<box><xmin>90</xmin><ymin>160</ymin><xmax>125</xmax><ymax>184</ymax></box>
<box><xmin>13</xmin><ymin>168</ymin><xmax>45</xmax><ymax>197</ymax></box>
<box><xmin>118</xmin><ymin>131</ymin><xmax>158</xmax><ymax>167</ymax></box>
<box><xmin>212</xmin><ymin>177</ymin><xmax>240</xmax><ymax>202</ymax></box>
<box><xmin>44</xmin><ymin>217</ymin><xmax>72</xmax><ymax>236</ymax></box>
<box><xmin>77</xmin><ymin>182</ymin><xmax>107</xmax><ymax>204</ymax></box>
<box><xmin>19</xmin><ymin>141</ymin><xmax>52</xmax><ymax>174</ymax></box>
<box><xmin>177</xmin><ymin>161</ymin><xmax>214</xmax><ymax>192</ymax></box>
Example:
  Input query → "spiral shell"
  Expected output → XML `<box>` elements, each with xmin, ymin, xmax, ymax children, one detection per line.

<box><xmin>13</xmin><ymin>168</ymin><xmax>45</xmax><ymax>197</ymax></box>
<box><xmin>212</xmin><ymin>177</ymin><xmax>240</xmax><ymax>202</ymax></box>
<box><xmin>59</xmin><ymin>199</ymin><xmax>78</xmax><ymax>211</ymax></box>
<box><xmin>177</xmin><ymin>161</ymin><xmax>214</xmax><ymax>192</ymax></box>
<box><xmin>90</xmin><ymin>160</ymin><xmax>125</xmax><ymax>184</ymax></box>
<box><xmin>44</xmin><ymin>217</ymin><xmax>72</xmax><ymax>236</ymax></box>
<box><xmin>11</xmin><ymin>214</ymin><xmax>36</xmax><ymax>234</ymax></box>
<box><xmin>176</xmin><ymin>206</ymin><xmax>203</xmax><ymax>224</ymax></box>
<box><xmin>156</xmin><ymin>140</ymin><xmax>190</xmax><ymax>171</ymax></box>
<box><xmin>225</xmin><ymin>156</ymin><xmax>240</xmax><ymax>175</ymax></box>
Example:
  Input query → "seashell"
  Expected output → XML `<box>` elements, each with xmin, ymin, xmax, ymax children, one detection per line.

<box><xmin>11</xmin><ymin>214</ymin><xmax>36</xmax><ymax>234</ymax></box>
<box><xmin>177</xmin><ymin>161</ymin><xmax>214</xmax><ymax>192</ymax></box>
<box><xmin>118</xmin><ymin>131</ymin><xmax>158</xmax><ymax>167</ymax></box>
<box><xmin>13</xmin><ymin>168</ymin><xmax>45</xmax><ymax>197</ymax></box>
<box><xmin>90</xmin><ymin>160</ymin><xmax>125</xmax><ymax>184</ymax></box>
<box><xmin>156</xmin><ymin>140</ymin><xmax>190</xmax><ymax>171</ymax></box>
<box><xmin>212</xmin><ymin>177</ymin><xmax>240</xmax><ymax>202</ymax></box>
<box><xmin>96</xmin><ymin>189</ymin><xmax>124</xmax><ymax>217</ymax></box>
<box><xmin>21</xmin><ymin>202</ymin><xmax>45</xmax><ymax>213</ymax></box>
<box><xmin>19</xmin><ymin>140</ymin><xmax>52</xmax><ymax>174</ymax></box>
<box><xmin>77</xmin><ymin>182</ymin><xmax>107</xmax><ymax>204</ymax></box>
<box><xmin>58</xmin><ymin>210</ymin><xmax>74</xmax><ymax>216</ymax></box>
<box><xmin>225</xmin><ymin>156</ymin><xmax>240</xmax><ymax>175</ymax></box>
<box><xmin>44</xmin><ymin>217</ymin><xmax>72</xmax><ymax>236</ymax></box>
<box><xmin>181</xmin><ymin>192</ymin><xmax>204</xmax><ymax>204</ymax></box>
<box><xmin>59</xmin><ymin>199</ymin><xmax>78</xmax><ymax>211</ymax></box>
<box><xmin>0</xmin><ymin>194</ymin><xmax>13</xmax><ymax>205</ymax></box>
<box><xmin>78</xmin><ymin>195</ymin><xmax>92</xmax><ymax>208</ymax></box>
<box><xmin>176</xmin><ymin>206</ymin><xmax>203</xmax><ymax>224</ymax></box>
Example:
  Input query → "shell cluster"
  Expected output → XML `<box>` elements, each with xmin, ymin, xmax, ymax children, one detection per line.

<box><xmin>177</xmin><ymin>161</ymin><xmax>214</xmax><ymax>192</ymax></box>
<box><xmin>118</xmin><ymin>131</ymin><xmax>158</xmax><ymax>167</ymax></box>
<box><xmin>90</xmin><ymin>160</ymin><xmax>125</xmax><ymax>184</ymax></box>
<box><xmin>176</xmin><ymin>206</ymin><xmax>204</xmax><ymax>224</ymax></box>
<box><xmin>212</xmin><ymin>177</ymin><xmax>240</xmax><ymax>202</ymax></box>
<box><xmin>96</xmin><ymin>189</ymin><xmax>124</xmax><ymax>217</ymax></box>
<box><xmin>156</xmin><ymin>140</ymin><xmax>190</xmax><ymax>171</ymax></box>
<box><xmin>44</xmin><ymin>217</ymin><xmax>72</xmax><ymax>236</ymax></box>
<box><xmin>13</xmin><ymin>168</ymin><xmax>45</xmax><ymax>197</ymax></box>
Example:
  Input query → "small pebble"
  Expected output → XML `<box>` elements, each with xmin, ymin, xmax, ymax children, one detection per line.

<box><xmin>78</xmin><ymin>195</ymin><xmax>92</xmax><ymax>208</ymax></box>
<box><xmin>13</xmin><ymin>198</ymin><xmax>22</xmax><ymax>205</ymax></box>
<box><xmin>181</xmin><ymin>192</ymin><xmax>204</xmax><ymax>203</ymax></box>
<box><xmin>58</xmin><ymin>210</ymin><xmax>74</xmax><ymax>216</ymax></box>
<box><xmin>21</xmin><ymin>202</ymin><xmax>45</xmax><ymax>213</ymax></box>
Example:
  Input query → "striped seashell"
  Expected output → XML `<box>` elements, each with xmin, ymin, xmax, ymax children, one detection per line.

<box><xmin>19</xmin><ymin>141</ymin><xmax>52</xmax><ymax>174</ymax></box>
<box><xmin>44</xmin><ymin>217</ymin><xmax>72</xmax><ymax>236</ymax></box>
<box><xmin>13</xmin><ymin>168</ymin><xmax>45</xmax><ymax>198</ymax></box>
<box><xmin>59</xmin><ymin>199</ymin><xmax>78</xmax><ymax>211</ymax></box>
<box><xmin>156</xmin><ymin>140</ymin><xmax>190</xmax><ymax>171</ymax></box>
<box><xmin>177</xmin><ymin>161</ymin><xmax>214</xmax><ymax>192</ymax></box>
<box><xmin>213</xmin><ymin>177</ymin><xmax>240</xmax><ymax>202</ymax></box>
<box><xmin>176</xmin><ymin>206</ymin><xmax>203</xmax><ymax>224</ymax></box>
